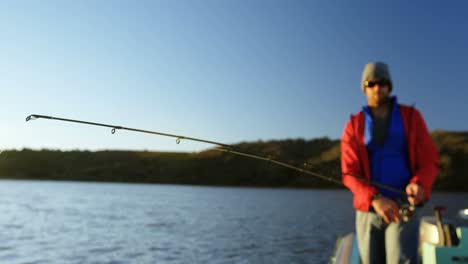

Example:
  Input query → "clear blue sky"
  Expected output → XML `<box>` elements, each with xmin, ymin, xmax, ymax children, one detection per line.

<box><xmin>1</xmin><ymin>1</ymin><xmax>467</xmax><ymax>152</ymax></box>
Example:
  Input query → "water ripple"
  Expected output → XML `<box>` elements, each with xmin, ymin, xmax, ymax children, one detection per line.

<box><xmin>0</xmin><ymin>246</ymin><xmax>13</xmax><ymax>251</ymax></box>
<box><xmin>88</xmin><ymin>246</ymin><xmax>123</xmax><ymax>255</ymax></box>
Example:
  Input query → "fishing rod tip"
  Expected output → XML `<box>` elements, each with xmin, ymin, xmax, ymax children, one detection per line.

<box><xmin>26</xmin><ymin>115</ymin><xmax>38</xmax><ymax>122</ymax></box>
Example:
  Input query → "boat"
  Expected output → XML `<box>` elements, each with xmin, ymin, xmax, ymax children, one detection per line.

<box><xmin>330</xmin><ymin>207</ymin><xmax>468</xmax><ymax>263</ymax></box>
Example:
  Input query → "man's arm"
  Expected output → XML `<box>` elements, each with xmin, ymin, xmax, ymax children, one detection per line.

<box><xmin>408</xmin><ymin>109</ymin><xmax>439</xmax><ymax>201</ymax></box>
<box><xmin>341</xmin><ymin>119</ymin><xmax>378</xmax><ymax>211</ymax></box>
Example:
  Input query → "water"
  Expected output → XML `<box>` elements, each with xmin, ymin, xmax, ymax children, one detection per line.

<box><xmin>0</xmin><ymin>180</ymin><xmax>467</xmax><ymax>264</ymax></box>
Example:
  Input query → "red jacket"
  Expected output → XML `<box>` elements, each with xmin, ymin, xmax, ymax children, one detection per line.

<box><xmin>341</xmin><ymin>104</ymin><xmax>439</xmax><ymax>211</ymax></box>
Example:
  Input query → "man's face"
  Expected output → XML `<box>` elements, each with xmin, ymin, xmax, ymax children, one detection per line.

<box><xmin>364</xmin><ymin>79</ymin><xmax>390</xmax><ymax>105</ymax></box>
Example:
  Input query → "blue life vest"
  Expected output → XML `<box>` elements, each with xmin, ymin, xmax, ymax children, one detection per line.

<box><xmin>363</xmin><ymin>97</ymin><xmax>411</xmax><ymax>198</ymax></box>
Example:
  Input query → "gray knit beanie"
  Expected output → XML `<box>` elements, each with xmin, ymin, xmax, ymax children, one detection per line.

<box><xmin>361</xmin><ymin>62</ymin><xmax>393</xmax><ymax>92</ymax></box>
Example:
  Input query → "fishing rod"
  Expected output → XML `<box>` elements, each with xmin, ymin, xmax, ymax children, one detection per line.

<box><xmin>25</xmin><ymin>114</ymin><xmax>409</xmax><ymax>197</ymax></box>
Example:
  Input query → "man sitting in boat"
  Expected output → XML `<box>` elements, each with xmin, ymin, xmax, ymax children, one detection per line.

<box><xmin>340</xmin><ymin>62</ymin><xmax>439</xmax><ymax>263</ymax></box>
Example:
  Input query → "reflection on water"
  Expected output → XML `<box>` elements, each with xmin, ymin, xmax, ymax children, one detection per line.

<box><xmin>0</xmin><ymin>180</ymin><xmax>466</xmax><ymax>263</ymax></box>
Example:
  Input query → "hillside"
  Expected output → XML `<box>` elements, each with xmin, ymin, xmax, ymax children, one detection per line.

<box><xmin>0</xmin><ymin>130</ymin><xmax>466</xmax><ymax>191</ymax></box>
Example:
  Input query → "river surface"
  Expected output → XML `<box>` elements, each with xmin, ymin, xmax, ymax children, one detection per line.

<box><xmin>0</xmin><ymin>180</ymin><xmax>467</xmax><ymax>264</ymax></box>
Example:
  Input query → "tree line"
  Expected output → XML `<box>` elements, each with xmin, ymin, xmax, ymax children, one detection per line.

<box><xmin>0</xmin><ymin>130</ymin><xmax>466</xmax><ymax>191</ymax></box>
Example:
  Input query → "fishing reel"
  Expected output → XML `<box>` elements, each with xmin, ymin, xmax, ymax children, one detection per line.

<box><xmin>399</xmin><ymin>203</ymin><xmax>416</xmax><ymax>222</ymax></box>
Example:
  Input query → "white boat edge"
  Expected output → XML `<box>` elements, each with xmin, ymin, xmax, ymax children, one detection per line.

<box><xmin>329</xmin><ymin>233</ymin><xmax>360</xmax><ymax>264</ymax></box>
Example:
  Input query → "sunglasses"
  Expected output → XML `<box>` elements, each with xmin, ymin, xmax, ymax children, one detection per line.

<box><xmin>365</xmin><ymin>80</ymin><xmax>389</xmax><ymax>88</ymax></box>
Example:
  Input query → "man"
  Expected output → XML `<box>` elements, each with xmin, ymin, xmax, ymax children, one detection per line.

<box><xmin>341</xmin><ymin>62</ymin><xmax>439</xmax><ymax>263</ymax></box>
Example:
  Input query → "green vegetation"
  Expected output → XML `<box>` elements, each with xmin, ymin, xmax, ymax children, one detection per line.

<box><xmin>0</xmin><ymin>130</ymin><xmax>466</xmax><ymax>191</ymax></box>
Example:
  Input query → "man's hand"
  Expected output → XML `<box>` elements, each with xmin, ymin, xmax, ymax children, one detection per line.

<box><xmin>371</xmin><ymin>196</ymin><xmax>400</xmax><ymax>224</ymax></box>
<box><xmin>406</xmin><ymin>183</ymin><xmax>425</xmax><ymax>206</ymax></box>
